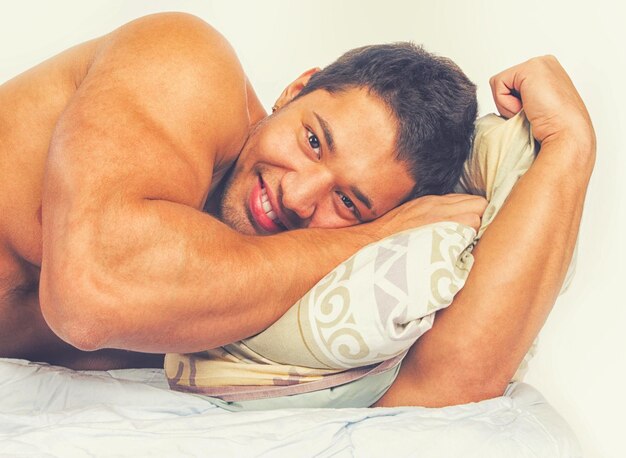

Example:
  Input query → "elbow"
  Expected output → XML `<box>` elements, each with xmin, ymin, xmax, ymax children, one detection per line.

<box><xmin>41</xmin><ymin>311</ymin><xmax>107</xmax><ymax>352</ymax></box>
<box><xmin>39</xmin><ymin>266</ymin><xmax>112</xmax><ymax>351</ymax></box>
<box><xmin>454</xmin><ymin>377</ymin><xmax>509</xmax><ymax>405</ymax></box>
<box><xmin>416</xmin><ymin>355</ymin><xmax>512</xmax><ymax>407</ymax></box>
<box><xmin>53</xmin><ymin>321</ymin><xmax>105</xmax><ymax>352</ymax></box>
<box><xmin>443</xmin><ymin>362</ymin><xmax>512</xmax><ymax>405</ymax></box>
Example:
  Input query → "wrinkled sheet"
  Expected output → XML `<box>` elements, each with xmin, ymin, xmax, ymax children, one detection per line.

<box><xmin>0</xmin><ymin>358</ymin><xmax>580</xmax><ymax>457</ymax></box>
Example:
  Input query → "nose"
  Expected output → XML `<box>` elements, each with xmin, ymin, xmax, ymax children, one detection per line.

<box><xmin>280</xmin><ymin>168</ymin><xmax>333</xmax><ymax>225</ymax></box>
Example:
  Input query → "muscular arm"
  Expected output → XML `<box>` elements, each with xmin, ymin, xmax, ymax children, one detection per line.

<box><xmin>39</xmin><ymin>13</ymin><xmax>368</xmax><ymax>353</ymax></box>
<box><xmin>40</xmin><ymin>13</ymin><xmax>482</xmax><ymax>353</ymax></box>
<box><xmin>375</xmin><ymin>56</ymin><xmax>596</xmax><ymax>407</ymax></box>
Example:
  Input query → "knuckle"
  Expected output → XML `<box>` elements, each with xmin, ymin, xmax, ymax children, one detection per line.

<box><xmin>532</xmin><ymin>54</ymin><xmax>559</xmax><ymax>69</ymax></box>
<box><xmin>464</xmin><ymin>214</ymin><xmax>480</xmax><ymax>229</ymax></box>
<box><xmin>530</xmin><ymin>56</ymin><xmax>546</xmax><ymax>68</ymax></box>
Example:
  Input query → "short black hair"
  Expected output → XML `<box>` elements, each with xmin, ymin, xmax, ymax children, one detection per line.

<box><xmin>296</xmin><ymin>42</ymin><xmax>477</xmax><ymax>198</ymax></box>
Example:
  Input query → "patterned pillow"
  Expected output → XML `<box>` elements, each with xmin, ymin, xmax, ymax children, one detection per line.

<box><xmin>166</xmin><ymin>112</ymin><xmax>548</xmax><ymax>397</ymax></box>
<box><xmin>242</xmin><ymin>222</ymin><xmax>475</xmax><ymax>369</ymax></box>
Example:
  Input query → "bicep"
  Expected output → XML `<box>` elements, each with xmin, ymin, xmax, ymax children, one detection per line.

<box><xmin>39</xmin><ymin>14</ymin><xmax>248</xmax><ymax>327</ymax></box>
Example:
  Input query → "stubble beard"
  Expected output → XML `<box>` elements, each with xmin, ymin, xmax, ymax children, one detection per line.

<box><xmin>214</xmin><ymin>120</ymin><xmax>267</xmax><ymax>236</ymax></box>
<box><xmin>216</xmin><ymin>164</ymin><xmax>256</xmax><ymax>236</ymax></box>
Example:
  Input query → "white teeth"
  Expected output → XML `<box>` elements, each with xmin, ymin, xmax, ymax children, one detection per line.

<box><xmin>260</xmin><ymin>186</ymin><xmax>281</xmax><ymax>225</ymax></box>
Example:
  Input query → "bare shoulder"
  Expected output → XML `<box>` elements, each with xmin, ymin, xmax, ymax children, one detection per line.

<box><xmin>85</xmin><ymin>12</ymin><xmax>251</xmax><ymax>162</ymax></box>
<box><xmin>48</xmin><ymin>13</ymin><xmax>254</xmax><ymax>208</ymax></box>
<box><xmin>101</xmin><ymin>12</ymin><xmax>244</xmax><ymax>84</ymax></box>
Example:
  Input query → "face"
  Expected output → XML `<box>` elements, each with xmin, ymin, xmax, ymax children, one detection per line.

<box><xmin>216</xmin><ymin>87</ymin><xmax>415</xmax><ymax>235</ymax></box>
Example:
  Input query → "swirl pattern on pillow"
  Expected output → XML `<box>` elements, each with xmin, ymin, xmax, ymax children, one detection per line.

<box><xmin>166</xmin><ymin>111</ymin><xmax>566</xmax><ymax>399</ymax></box>
<box><xmin>243</xmin><ymin>222</ymin><xmax>475</xmax><ymax>370</ymax></box>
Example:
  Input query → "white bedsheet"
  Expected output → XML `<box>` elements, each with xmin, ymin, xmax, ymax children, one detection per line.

<box><xmin>0</xmin><ymin>358</ymin><xmax>580</xmax><ymax>457</ymax></box>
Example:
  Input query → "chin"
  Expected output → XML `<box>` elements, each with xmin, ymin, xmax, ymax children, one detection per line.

<box><xmin>218</xmin><ymin>203</ymin><xmax>258</xmax><ymax>236</ymax></box>
<box><xmin>213</xmin><ymin>164</ymin><xmax>258</xmax><ymax>235</ymax></box>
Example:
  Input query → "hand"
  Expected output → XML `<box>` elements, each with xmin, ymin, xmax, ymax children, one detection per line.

<box><xmin>489</xmin><ymin>56</ymin><xmax>595</xmax><ymax>151</ymax></box>
<box><xmin>368</xmin><ymin>194</ymin><xmax>487</xmax><ymax>239</ymax></box>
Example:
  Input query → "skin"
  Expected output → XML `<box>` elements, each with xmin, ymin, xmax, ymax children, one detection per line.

<box><xmin>0</xmin><ymin>13</ymin><xmax>484</xmax><ymax>369</ymax></box>
<box><xmin>215</xmin><ymin>82</ymin><xmax>416</xmax><ymax>234</ymax></box>
<box><xmin>0</xmin><ymin>13</ymin><xmax>595</xmax><ymax>407</ymax></box>
<box><xmin>376</xmin><ymin>57</ymin><xmax>596</xmax><ymax>406</ymax></box>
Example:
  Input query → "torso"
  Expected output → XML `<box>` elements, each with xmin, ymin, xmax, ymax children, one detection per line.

<box><xmin>0</xmin><ymin>32</ymin><xmax>265</xmax><ymax>369</ymax></box>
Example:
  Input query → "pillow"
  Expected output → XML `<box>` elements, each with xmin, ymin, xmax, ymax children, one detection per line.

<box><xmin>165</xmin><ymin>111</ymin><xmax>563</xmax><ymax>399</ymax></box>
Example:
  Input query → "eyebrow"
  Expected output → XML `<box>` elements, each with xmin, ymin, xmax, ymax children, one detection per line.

<box><xmin>313</xmin><ymin>111</ymin><xmax>335</xmax><ymax>153</ymax></box>
<box><xmin>351</xmin><ymin>186</ymin><xmax>376</xmax><ymax>216</ymax></box>
<box><xmin>313</xmin><ymin>111</ymin><xmax>376</xmax><ymax>217</ymax></box>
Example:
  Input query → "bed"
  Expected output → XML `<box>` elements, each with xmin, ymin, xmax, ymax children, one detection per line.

<box><xmin>0</xmin><ymin>113</ymin><xmax>582</xmax><ymax>457</ymax></box>
<box><xmin>0</xmin><ymin>357</ymin><xmax>580</xmax><ymax>457</ymax></box>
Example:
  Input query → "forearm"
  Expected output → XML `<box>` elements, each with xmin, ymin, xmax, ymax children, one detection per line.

<box><xmin>40</xmin><ymin>197</ymin><xmax>376</xmax><ymax>353</ymax></box>
<box><xmin>376</xmin><ymin>137</ymin><xmax>595</xmax><ymax>407</ymax></box>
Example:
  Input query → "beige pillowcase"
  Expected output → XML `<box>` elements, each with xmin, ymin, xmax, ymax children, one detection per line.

<box><xmin>166</xmin><ymin>111</ymin><xmax>572</xmax><ymax>393</ymax></box>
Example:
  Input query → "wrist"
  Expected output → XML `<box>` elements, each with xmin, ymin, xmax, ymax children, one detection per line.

<box><xmin>540</xmin><ymin>129</ymin><xmax>596</xmax><ymax>177</ymax></box>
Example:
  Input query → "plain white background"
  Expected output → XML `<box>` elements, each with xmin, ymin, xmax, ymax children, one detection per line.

<box><xmin>1</xmin><ymin>1</ymin><xmax>624</xmax><ymax>457</ymax></box>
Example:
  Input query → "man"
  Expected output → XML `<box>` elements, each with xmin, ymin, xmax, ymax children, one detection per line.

<box><xmin>0</xmin><ymin>12</ymin><xmax>481</xmax><ymax>367</ymax></box>
<box><xmin>0</xmin><ymin>13</ymin><xmax>594</xmax><ymax>408</ymax></box>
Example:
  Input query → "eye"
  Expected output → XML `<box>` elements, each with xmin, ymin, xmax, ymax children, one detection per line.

<box><xmin>340</xmin><ymin>193</ymin><xmax>355</xmax><ymax>210</ymax></box>
<box><xmin>336</xmin><ymin>192</ymin><xmax>360</xmax><ymax>220</ymax></box>
<box><xmin>306</xmin><ymin>129</ymin><xmax>321</xmax><ymax>159</ymax></box>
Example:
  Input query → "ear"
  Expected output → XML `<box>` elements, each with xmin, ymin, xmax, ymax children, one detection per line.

<box><xmin>274</xmin><ymin>67</ymin><xmax>321</xmax><ymax>110</ymax></box>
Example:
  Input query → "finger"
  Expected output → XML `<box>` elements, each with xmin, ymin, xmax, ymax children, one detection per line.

<box><xmin>453</xmin><ymin>213</ymin><xmax>482</xmax><ymax>232</ymax></box>
<box><xmin>457</xmin><ymin>201</ymin><xmax>488</xmax><ymax>218</ymax></box>
<box><xmin>471</xmin><ymin>198</ymin><xmax>488</xmax><ymax>216</ymax></box>
<box><xmin>444</xmin><ymin>198</ymin><xmax>487</xmax><ymax>218</ymax></box>
<box><xmin>441</xmin><ymin>193</ymin><xmax>474</xmax><ymax>198</ymax></box>
<box><xmin>441</xmin><ymin>194</ymin><xmax>488</xmax><ymax>207</ymax></box>
<box><xmin>489</xmin><ymin>75</ymin><xmax>523</xmax><ymax>118</ymax></box>
<box><xmin>439</xmin><ymin>193</ymin><xmax>485</xmax><ymax>203</ymax></box>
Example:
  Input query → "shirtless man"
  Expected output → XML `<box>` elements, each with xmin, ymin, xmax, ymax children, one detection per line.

<box><xmin>0</xmin><ymin>13</ymin><xmax>595</xmax><ymax>407</ymax></box>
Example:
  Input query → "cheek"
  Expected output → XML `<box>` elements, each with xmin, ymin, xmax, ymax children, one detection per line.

<box><xmin>238</xmin><ymin>120</ymin><xmax>272</xmax><ymax>166</ymax></box>
<box><xmin>256</xmin><ymin>133</ymin><xmax>276</xmax><ymax>161</ymax></box>
<box><xmin>256</xmin><ymin>124</ymin><xmax>300</xmax><ymax>166</ymax></box>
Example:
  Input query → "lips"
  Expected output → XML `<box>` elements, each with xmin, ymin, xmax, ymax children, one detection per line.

<box><xmin>249</xmin><ymin>176</ymin><xmax>286</xmax><ymax>234</ymax></box>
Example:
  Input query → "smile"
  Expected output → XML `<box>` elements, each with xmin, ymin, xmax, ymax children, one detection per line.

<box><xmin>260</xmin><ymin>187</ymin><xmax>279</xmax><ymax>222</ymax></box>
<box><xmin>249</xmin><ymin>176</ymin><xmax>286</xmax><ymax>234</ymax></box>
